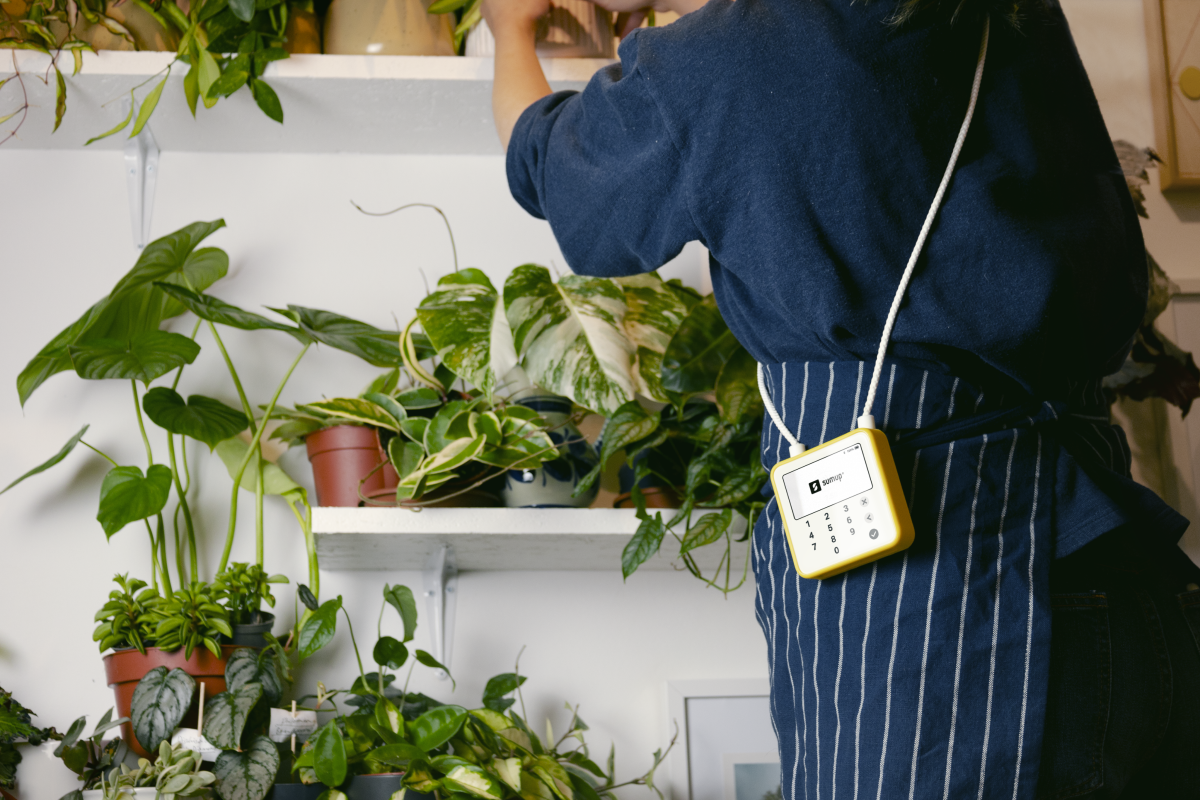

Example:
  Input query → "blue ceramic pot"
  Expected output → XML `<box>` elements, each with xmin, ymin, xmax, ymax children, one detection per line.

<box><xmin>501</xmin><ymin>395</ymin><xmax>599</xmax><ymax>508</ymax></box>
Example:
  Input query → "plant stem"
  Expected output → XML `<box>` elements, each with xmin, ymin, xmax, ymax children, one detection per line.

<box><xmin>205</xmin><ymin>321</ymin><xmax>258</xmax><ymax>435</ymax></box>
<box><xmin>131</xmin><ymin>380</ymin><xmax>154</xmax><ymax>465</ymax></box>
<box><xmin>156</xmin><ymin>514</ymin><xmax>174</xmax><ymax>595</ymax></box>
<box><xmin>350</xmin><ymin>202</ymin><xmax>458</xmax><ymax>272</ymax></box>
<box><xmin>145</xmin><ymin>520</ymin><xmax>160</xmax><ymax>594</ymax></box>
<box><xmin>81</xmin><ymin>440</ymin><xmax>118</xmax><ymax>467</ymax></box>
<box><xmin>256</xmin><ymin>449</ymin><xmax>265</xmax><ymax>569</ymax></box>
<box><xmin>167</xmin><ymin>433</ymin><xmax>198</xmax><ymax>583</ymax></box>
<box><xmin>218</xmin><ymin>343</ymin><xmax>311</xmax><ymax>574</ymax></box>
<box><xmin>341</xmin><ymin>606</ymin><xmax>366</xmax><ymax>686</ymax></box>
<box><xmin>285</xmin><ymin>497</ymin><xmax>318</xmax><ymax>599</ymax></box>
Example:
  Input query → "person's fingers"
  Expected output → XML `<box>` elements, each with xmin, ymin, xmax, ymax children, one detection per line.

<box><xmin>614</xmin><ymin>8</ymin><xmax>649</xmax><ymax>38</ymax></box>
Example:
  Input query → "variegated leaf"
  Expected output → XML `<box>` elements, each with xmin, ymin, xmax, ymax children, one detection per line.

<box><xmin>416</xmin><ymin>269</ymin><xmax>518</xmax><ymax>397</ymax></box>
<box><xmin>504</xmin><ymin>265</ymin><xmax>634</xmax><ymax>416</ymax></box>
<box><xmin>618</xmin><ymin>273</ymin><xmax>691</xmax><ymax>401</ymax></box>
<box><xmin>304</xmin><ymin>397</ymin><xmax>401</xmax><ymax>431</ymax></box>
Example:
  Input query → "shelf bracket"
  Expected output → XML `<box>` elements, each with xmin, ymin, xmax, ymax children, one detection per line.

<box><xmin>422</xmin><ymin>545</ymin><xmax>457</xmax><ymax>681</ymax></box>
<box><xmin>124</xmin><ymin>113</ymin><xmax>159</xmax><ymax>249</ymax></box>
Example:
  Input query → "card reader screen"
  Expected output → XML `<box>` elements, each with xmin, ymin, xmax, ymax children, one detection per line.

<box><xmin>780</xmin><ymin>443</ymin><xmax>874</xmax><ymax>520</ymax></box>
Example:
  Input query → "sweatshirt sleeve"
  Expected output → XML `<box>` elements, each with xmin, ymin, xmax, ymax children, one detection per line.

<box><xmin>505</xmin><ymin>33</ymin><xmax>700</xmax><ymax>278</ymax></box>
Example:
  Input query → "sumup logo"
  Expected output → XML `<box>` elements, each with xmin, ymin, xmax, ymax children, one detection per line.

<box><xmin>808</xmin><ymin>480</ymin><xmax>822</xmax><ymax>494</ymax></box>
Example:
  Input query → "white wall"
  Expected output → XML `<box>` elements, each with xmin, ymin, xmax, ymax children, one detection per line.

<box><xmin>3</xmin><ymin>1</ymin><xmax>1200</xmax><ymax>796</ymax></box>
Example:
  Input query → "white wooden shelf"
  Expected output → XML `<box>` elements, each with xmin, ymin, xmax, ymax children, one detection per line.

<box><xmin>3</xmin><ymin>50</ymin><xmax>611</xmax><ymax>153</ymax></box>
<box><xmin>313</xmin><ymin>507</ymin><xmax>750</xmax><ymax>572</ymax></box>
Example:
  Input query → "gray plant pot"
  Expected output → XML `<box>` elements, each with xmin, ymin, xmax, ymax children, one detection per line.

<box><xmin>267</xmin><ymin>784</ymin><xmax>325</xmax><ymax>800</ymax></box>
<box><xmin>346</xmin><ymin>774</ymin><xmax>432</xmax><ymax>800</ymax></box>
<box><xmin>229</xmin><ymin>612</ymin><xmax>275</xmax><ymax>649</ymax></box>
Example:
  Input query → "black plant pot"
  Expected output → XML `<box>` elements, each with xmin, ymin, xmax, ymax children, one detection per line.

<box><xmin>229</xmin><ymin>611</ymin><xmax>275</xmax><ymax>648</ymax></box>
<box><xmin>267</xmin><ymin>784</ymin><xmax>325</xmax><ymax>800</ymax></box>
<box><xmin>346</xmin><ymin>774</ymin><xmax>432</xmax><ymax>800</ymax></box>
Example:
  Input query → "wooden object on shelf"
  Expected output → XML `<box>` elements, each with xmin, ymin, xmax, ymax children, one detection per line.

<box><xmin>313</xmin><ymin>506</ymin><xmax>750</xmax><ymax>572</ymax></box>
<box><xmin>1144</xmin><ymin>0</ymin><xmax>1200</xmax><ymax>189</ymax></box>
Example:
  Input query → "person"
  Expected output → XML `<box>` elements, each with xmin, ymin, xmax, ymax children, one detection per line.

<box><xmin>480</xmin><ymin>0</ymin><xmax>1200</xmax><ymax>796</ymax></box>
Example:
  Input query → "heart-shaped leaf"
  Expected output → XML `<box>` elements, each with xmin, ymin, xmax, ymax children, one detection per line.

<box><xmin>0</xmin><ymin>424</ymin><xmax>88</xmax><ymax>495</ymax></box>
<box><xmin>274</xmin><ymin>306</ymin><xmax>402</xmax><ymax>368</ymax></box>
<box><xmin>311</xmin><ymin>720</ymin><xmax>347</xmax><ymax>788</ymax></box>
<box><xmin>383</xmin><ymin>584</ymin><xmax>417</xmax><ymax>642</ymax></box>
<box><xmin>203</xmin><ymin>681</ymin><xmax>263</xmax><ymax>750</ymax></box>
<box><xmin>213</xmin><ymin>734</ymin><xmax>279</xmax><ymax>800</ymax></box>
<box><xmin>111</xmin><ymin>220</ymin><xmax>228</xmax><ymax>298</ymax></box>
<box><xmin>504</xmin><ymin>265</ymin><xmax>634</xmax><ymax>416</ymax></box>
<box><xmin>131</xmin><ymin>666</ymin><xmax>195</xmax><ymax>753</ymax></box>
<box><xmin>70</xmin><ymin>331</ymin><xmax>201</xmax><ymax>385</ymax></box>
<box><xmin>410</xmin><ymin>705</ymin><xmax>467</xmax><ymax>752</ymax></box>
<box><xmin>225</xmin><ymin>647</ymin><xmax>282</xmax><ymax>707</ymax></box>
<box><xmin>97</xmin><ymin>465</ymin><xmax>173</xmax><ymax>538</ymax></box>
<box><xmin>297</xmin><ymin>597</ymin><xmax>341</xmax><ymax>660</ymax></box>
<box><xmin>143</xmin><ymin>387</ymin><xmax>248</xmax><ymax>450</ymax></box>
<box><xmin>372</xmin><ymin>636</ymin><xmax>408</xmax><ymax>669</ymax></box>
<box><xmin>152</xmin><ymin>283</ymin><xmax>308</xmax><ymax>342</ymax></box>
<box><xmin>215</xmin><ymin>438</ymin><xmax>302</xmax><ymax>496</ymax></box>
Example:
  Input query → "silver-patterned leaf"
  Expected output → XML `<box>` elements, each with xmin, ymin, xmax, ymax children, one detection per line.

<box><xmin>214</xmin><ymin>734</ymin><xmax>279</xmax><ymax>800</ymax></box>
<box><xmin>224</xmin><ymin>647</ymin><xmax>282</xmax><ymax>707</ymax></box>
<box><xmin>504</xmin><ymin>265</ymin><xmax>634</xmax><ymax>416</ymax></box>
<box><xmin>131</xmin><ymin>667</ymin><xmax>195</xmax><ymax>754</ymax></box>
<box><xmin>203</xmin><ymin>681</ymin><xmax>263</xmax><ymax>750</ymax></box>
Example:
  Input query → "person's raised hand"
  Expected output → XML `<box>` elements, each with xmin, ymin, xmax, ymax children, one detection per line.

<box><xmin>482</xmin><ymin>0</ymin><xmax>551</xmax><ymax>38</ymax></box>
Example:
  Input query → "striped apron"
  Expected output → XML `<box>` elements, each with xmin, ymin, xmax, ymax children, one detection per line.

<box><xmin>752</xmin><ymin>360</ymin><xmax>1153</xmax><ymax>800</ymax></box>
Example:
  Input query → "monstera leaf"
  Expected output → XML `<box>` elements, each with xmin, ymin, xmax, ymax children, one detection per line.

<box><xmin>417</xmin><ymin>269</ymin><xmax>519</xmax><ymax>396</ymax></box>
<box><xmin>18</xmin><ymin>220</ymin><xmax>227</xmax><ymax>406</ymax></box>
<box><xmin>131</xmin><ymin>667</ymin><xmax>195</xmax><ymax>754</ymax></box>
<box><xmin>142</xmin><ymin>388</ymin><xmax>248</xmax><ymax>450</ymax></box>
<box><xmin>617</xmin><ymin>272</ymin><xmax>694</xmax><ymax>402</ymax></box>
<box><xmin>213</xmin><ymin>735</ymin><xmax>279</xmax><ymax>800</ymax></box>
<box><xmin>504</xmin><ymin>265</ymin><xmax>634</xmax><ymax>416</ymax></box>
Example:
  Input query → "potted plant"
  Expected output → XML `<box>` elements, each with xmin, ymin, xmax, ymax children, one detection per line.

<box><xmin>77</xmin><ymin>740</ymin><xmax>216</xmax><ymax>799</ymax></box>
<box><xmin>214</xmin><ymin>562</ymin><xmax>289</xmax><ymax>648</ymax></box>
<box><xmin>52</xmin><ymin>708</ymin><xmax>132</xmax><ymax>795</ymax></box>
<box><xmin>1</xmin><ymin>687</ymin><xmax>67</xmax><ymax>799</ymax></box>
<box><xmin>430</xmin><ymin>0</ymin><xmax>614</xmax><ymax>57</ymax></box>
<box><xmin>322</xmin><ymin>0</ymin><xmax>454</xmax><ymax>56</ymax></box>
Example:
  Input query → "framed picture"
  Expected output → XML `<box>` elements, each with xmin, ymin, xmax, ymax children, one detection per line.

<box><xmin>1144</xmin><ymin>0</ymin><xmax>1200</xmax><ymax>189</ymax></box>
<box><xmin>666</xmin><ymin>679</ymin><xmax>779</xmax><ymax>800</ymax></box>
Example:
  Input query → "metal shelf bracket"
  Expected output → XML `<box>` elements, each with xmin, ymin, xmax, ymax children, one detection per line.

<box><xmin>124</xmin><ymin>110</ymin><xmax>159</xmax><ymax>249</ymax></box>
<box><xmin>423</xmin><ymin>545</ymin><xmax>458</xmax><ymax>681</ymax></box>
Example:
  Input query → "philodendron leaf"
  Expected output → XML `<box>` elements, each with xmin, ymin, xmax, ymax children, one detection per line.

<box><xmin>69</xmin><ymin>331</ymin><xmax>201</xmax><ymax>385</ymax></box>
<box><xmin>679</xmin><ymin>509</ymin><xmax>734</xmax><ymax>554</ymax></box>
<box><xmin>311</xmin><ymin>720</ymin><xmax>347</xmax><ymax>788</ymax></box>
<box><xmin>213</xmin><ymin>734</ymin><xmax>279</xmax><ymax>800</ymax></box>
<box><xmin>622</xmin><ymin>513</ymin><xmax>665</xmax><ymax>579</ymax></box>
<box><xmin>482</xmin><ymin>673</ymin><xmax>526</xmax><ymax>714</ymax></box>
<box><xmin>97</xmin><ymin>465</ymin><xmax>173</xmax><ymax>538</ymax></box>
<box><xmin>215</xmin><ymin>438</ymin><xmax>302</xmax><ymax>496</ymax></box>
<box><xmin>504</xmin><ymin>264</ymin><xmax>634</xmax><ymax>416</ymax></box>
<box><xmin>225</xmin><ymin>647</ymin><xmax>282</xmax><ymax>707</ymax></box>
<box><xmin>203</xmin><ymin>681</ymin><xmax>263</xmax><ymax>750</ymax></box>
<box><xmin>303</xmin><ymin>398</ymin><xmax>401</xmax><ymax>432</ymax></box>
<box><xmin>297</xmin><ymin>597</ymin><xmax>341</xmax><ymax>660</ymax></box>
<box><xmin>112</xmin><ymin>220</ymin><xmax>228</xmax><ymax>297</ymax></box>
<box><xmin>383</xmin><ymin>584</ymin><xmax>418</xmax><ymax>642</ymax></box>
<box><xmin>714</xmin><ymin>345</ymin><xmax>763</xmax><ymax>424</ymax></box>
<box><xmin>131</xmin><ymin>666</ymin><xmax>195</xmax><ymax>753</ymax></box>
<box><xmin>275</xmin><ymin>306</ymin><xmax>402</xmax><ymax>368</ymax></box>
<box><xmin>416</xmin><ymin>269</ymin><xmax>519</xmax><ymax>397</ymax></box>
<box><xmin>152</xmin><ymin>283</ymin><xmax>309</xmax><ymax>343</ymax></box>
<box><xmin>373</xmin><ymin>636</ymin><xmax>408</xmax><ymax>669</ymax></box>
<box><xmin>143</xmin><ymin>387</ymin><xmax>248</xmax><ymax>449</ymax></box>
<box><xmin>0</xmin><ymin>424</ymin><xmax>88</xmax><ymax>495</ymax></box>
<box><xmin>661</xmin><ymin>295</ymin><xmax>741</xmax><ymax>394</ymax></box>
<box><xmin>410</xmin><ymin>705</ymin><xmax>467</xmax><ymax>752</ymax></box>
<box><xmin>617</xmin><ymin>272</ymin><xmax>692</xmax><ymax>401</ymax></box>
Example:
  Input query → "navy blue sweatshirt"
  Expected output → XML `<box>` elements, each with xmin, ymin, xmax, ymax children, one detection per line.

<box><xmin>507</xmin><ymin>0</ymin><xmax>1147</xmax><ymax>400</ymax></box>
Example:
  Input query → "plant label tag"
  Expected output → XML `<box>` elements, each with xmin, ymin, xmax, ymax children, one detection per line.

<box><xmin>171</xmin><ymin>729</ymin><xmax>222</xmax><ymax>763</ymax></box>
<box><xmin>268</xmin><ymin>708</ymin><xmax>319</xmax><ymax>743</ymax></box>
<box><xmin>769</xmin><ymin>428</ymin><xmax>915</xmax><ymax>580</ymax></box>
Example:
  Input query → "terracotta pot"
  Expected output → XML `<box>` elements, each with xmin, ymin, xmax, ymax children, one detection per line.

<box><xmin>323</xmin><ymin>0</ymin><xmax>454</xmax><ymax>55</ymax></box>
<box><xmin>613</xmin><ymin>486</ymin><xmax>682</xmax><ymax>509</ymax></box>
<box><xmin>103</xmin><ymin>645</ymin><xmax>241</xmax><ymax>758</ymax></box>
<box><xmin>306</xmin><ymin>425</ymin><xmax>397</xmax><ymax>507</ymax></box>
<box><xmin>49</xmin><ymin>0</ymin><xmax>179</xmax><ymax>51</ymax></box>
<box><xmin>286</xmin><ymin>6</ymin><xmax>321</xmax><ymax>53</ymax></box>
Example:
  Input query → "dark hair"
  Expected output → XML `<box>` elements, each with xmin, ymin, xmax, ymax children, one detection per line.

<box><xmin>888</xmin><ymin>0</ymin><xmax>1040</xmax><ymax>26</ymax></box>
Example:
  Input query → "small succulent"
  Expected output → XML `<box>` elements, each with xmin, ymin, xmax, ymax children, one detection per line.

<box><xmin>212</xmin><ymin>563</ymin><xmax>288</xmax><ymax>626</ymax></box>
<box><xmin>93</xmin><ymin>574</ymin><xmax>162</xmax><ymax>655</ymax></box>
<box><xmin>96</xmin><ymin>741</ymin><xmax>215</xmax><ymax>799</ymax></box>
<box><xmin>146</xmin><ymin>583</ymin><xmax>232</xmax><ymax>659</ymax></box>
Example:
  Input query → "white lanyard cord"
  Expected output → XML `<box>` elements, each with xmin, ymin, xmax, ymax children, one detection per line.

<box><xmin>759</xmin><ymin>16</ymin><xmax>991</xmax><ymax>459</ymax></box>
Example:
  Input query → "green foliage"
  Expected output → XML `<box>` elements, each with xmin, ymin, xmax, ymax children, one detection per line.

<box><xmin>53</xmin><ymin>708</ymin><xmax>129</xmax><ymax>790</ymax></box>
<box><xmin>130</xmin><ymin>667</ymin><xmax>195</xmax><ymax>755</ymax></box>
<box><xmin>96</xmin><ymin>465</ymin><xmax>174</xmax><ymax>539</ymax></box>
<box><xmin>0</xmin><ymin>425</ymin><xmax>88</xmax><ymax>496</ymax></box>
<box><xmin>0</xmin><ymin>688</ymin><xmax>60</xmax><ymax>790</ymax></box>
<box><xmin>92</xmin><ymin>740</ymin><xmax>216</xmax><ymax>799</ymax></box>
<box><xmin>92</xmin><ymin>574</ymin><xmax>162</xmax><ymax>654</ymax></box>
<box><xmin>213</xmin><ymin>735</ymin><xmax>279</xmax><ymax>800</ymax></box>
<box><xmin>145</xmin><ymin>582</ymin><xmax>232</xmax><ymax>659</ymax></box>
<box><xmin>213</xmin><ymin>562</ymin><xmax>288</xmax><ymax>625</ymax></box>
<box><xmin>142</xmin><ymin>387</ymin><xmax>249</xmax><ymax>450</ymax></box>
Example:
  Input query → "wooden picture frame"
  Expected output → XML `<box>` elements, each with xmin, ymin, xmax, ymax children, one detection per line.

<box><xmin>1144</xmin><ymin>0</ymin><xmax>1200</xmax><ymax>189</ymax></box>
